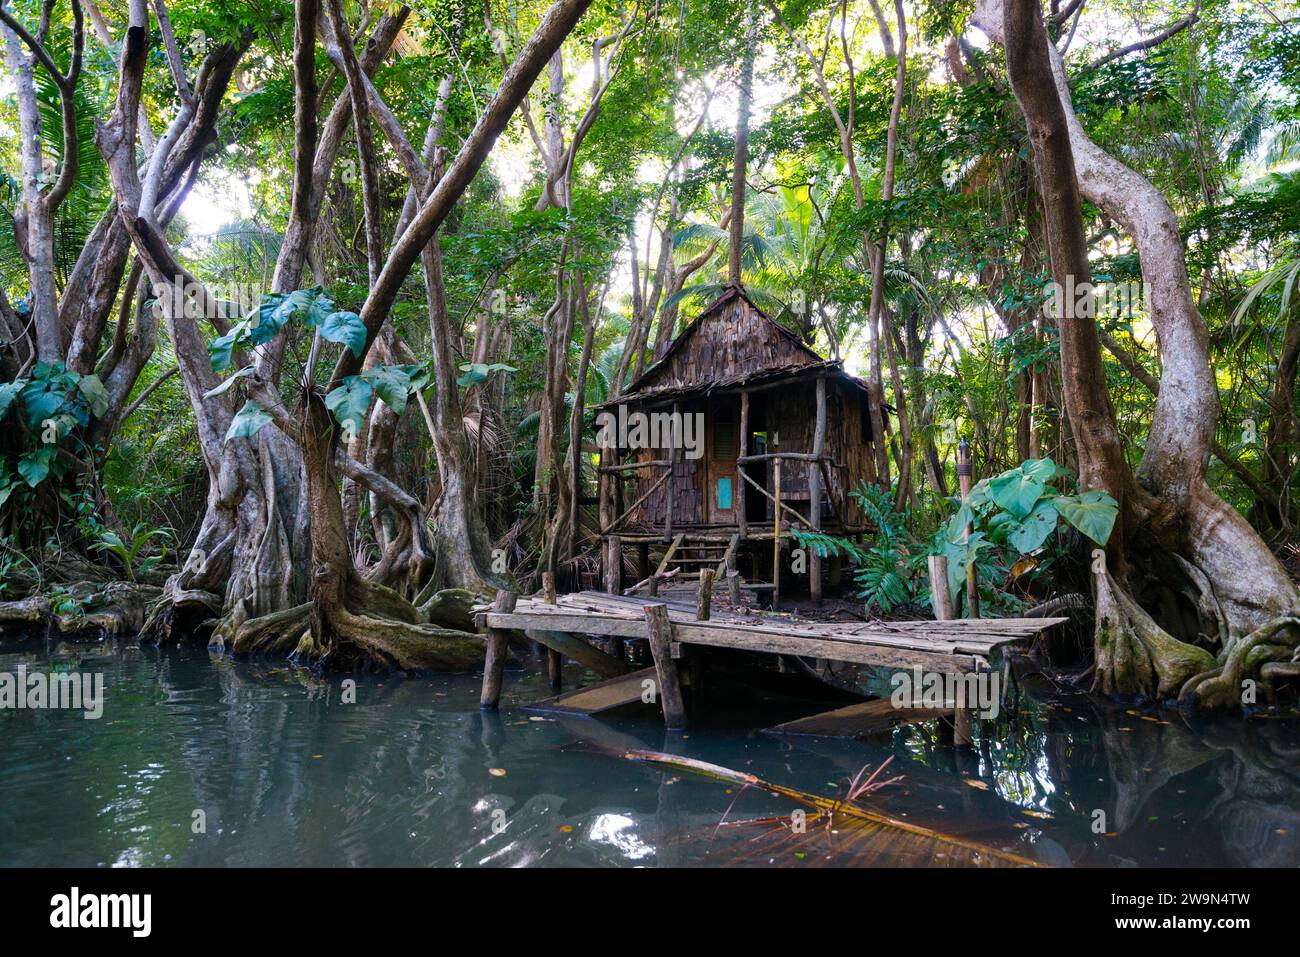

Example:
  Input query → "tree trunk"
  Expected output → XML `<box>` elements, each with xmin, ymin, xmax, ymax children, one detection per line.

<box><xmin>991</xmin><ymin>0</ymin><xmax>1297</xmax><ymax>706</ymax></box>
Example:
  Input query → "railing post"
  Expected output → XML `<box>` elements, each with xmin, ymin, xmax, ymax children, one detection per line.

<box><xmin>737</xmin><ymin>390</ymin><xmax>749</xmax><ymax>538</ymax></box>
<box><xmin>809</xmin><ymin>376</ymin><xmax>826</xmax><ymax>604</ymax></box>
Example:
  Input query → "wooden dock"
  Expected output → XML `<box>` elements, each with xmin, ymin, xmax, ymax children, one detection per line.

<box><xmin>477</xmin><ymin>590</ymin><xmax>1066</xmax><ymax>730</ymax></box>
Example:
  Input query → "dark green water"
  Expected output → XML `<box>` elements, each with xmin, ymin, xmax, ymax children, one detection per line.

<box><xmin>1</xmin><ymin>636</ymin><xmax>1297</xmax><ymax>867</ymax></box>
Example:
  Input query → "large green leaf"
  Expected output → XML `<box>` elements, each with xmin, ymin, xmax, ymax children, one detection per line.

<box><xmin>0</xmin><ymin>380</ymin><xmax>25</xmax><ymax>418</ymax></box>
<box><xmin>1055</xmin><ymin>490</ymin><xmax>1119</xmax><ymax>545</ymax></box>
<box><xmin>203</xmin><ymin>366</ymin><xmax>253</xmax><ymax>398</ymax></box>
<box><xmin>324</xmin><ymin>376</ymin><xmax>373</xmax><ymax>437</ymax></box>
<box><xmin>986</xmin><ymin>467</ymin><xmax>1048</xmax><ymax>520</ymax></box>
<box><xmin>21</xmin><ymin>375</ymin><xmax>69</xmax><ymax>424</ymax></box>
<box><xmin>362</xmin><ymin>364</ymin><xmax>411</xmax><ymax>415</ymax></box>
<box><xmin>209</xmin><ymin>320</ymin><xmax>251</xmax><ymax>371</ymax></box>
<box><xmin>942</xmin><ymin>533</ymin><xmax>991</xmax><ymax>603</ymax></box>
<box><xmin>224</xmin><ymin>400</ymin><xmax>272</xmax><ymax>445</ymax></box>
<box><xmin>77</xmin><ymin>374</ymin><xmax>110</xmax><ymax>418</ymax></box>
<box><xmin>1006</xmin><ymin>500</ymin><xmax>1059</xmax><ymax>554</ymax></box>
<box><xmin>17</xmin><ymin>447</ymin><xmax>53</xmax><ymax>487</ymax></box>
<box><xmin>456</xmin><ymin>361</ymin><xmax>517</xmax><ymax>387</ymax></box>
<box><xmin>319</xmin><ymin>310</ymin><xmax>367</xmax><ymax>358</ymax></box>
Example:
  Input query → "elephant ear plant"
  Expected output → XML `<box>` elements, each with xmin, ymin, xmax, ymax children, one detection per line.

<box><xmin>939</xmin><ymin>457</ymin><xmax>1119</xmax><ymax>612</ymax></box>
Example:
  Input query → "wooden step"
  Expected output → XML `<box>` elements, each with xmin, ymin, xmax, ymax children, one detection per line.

<box><xmin>525</xmin><ymin>667</ymin><xmax>658</xmax><ymax>717</ymax></box>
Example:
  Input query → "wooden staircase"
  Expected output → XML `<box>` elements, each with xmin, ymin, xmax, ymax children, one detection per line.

<box><xmin>624</xmin><ymin>533</ymin><xmax>772</xmax><ymax>600</ymax></box>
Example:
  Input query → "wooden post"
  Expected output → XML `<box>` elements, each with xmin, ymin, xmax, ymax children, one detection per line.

<box><xmin>772</xmin><ymin>456</ymin><xmax>782</xmax><ymax>608</ymax></box>
<box><xmin>604</xmin><ymin>534</ymin><xmax>622</xmax><ymax>595</ymax></box>
<box><xmin>958</xmin><ymin>438</ymin><xmax>980</xmax><ymax>619</ymax></box>
<box><xmin>696</xmin><ymin>568</ymin><xmax>714</xmax><ymax>620</ymax></box>
<box><xmin>737</xmin><ymin>390</ymin><xmax>749</xmax><ymax>538</ymax></box>
<box><xmin>927</xmin><ymin>554</ymin><xmax>954</xmax><ymax>621</ymax></box>
<box><xmin>541</xmin><ymin>572</ymin><xmax>561</xmax><ymax>691</ymax></box>
<box><xmin>726</xmin><ymin>546</ymin><xmax>740</xmax><ymax>604</ymax></box>
<box><xmin>927</xmin><ymin>553</ymin><xmax>972</xmax><ymax>747</ymax></box>
<box><xmin>663</xmin><ymin>402</ymin><xmax>680</xmax><ymax>543</ymax></box>
<box><xmin>809</xmin><ymin>376</ymin><xmax>826</xmax><ymax>605</ymax></box>
<box><xmin>599</xmin><ymin>430</ymin><xmax>615</xmax><ymax>590</ymax></box>
<box><xmin>479</xmin><ymin>590</ymin><xmax>518</xmax><ymax>710</ymax></box>
<box><xmin>643</xmin><ymin>603</ymin><xmax>687</xmax><ymax>729</ymax></box>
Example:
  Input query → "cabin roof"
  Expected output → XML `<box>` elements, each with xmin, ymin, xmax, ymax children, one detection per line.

<box><xmin>600</xmin><ymin>284</ymin><xmax>869</xmax><ymax>408</ymax></box>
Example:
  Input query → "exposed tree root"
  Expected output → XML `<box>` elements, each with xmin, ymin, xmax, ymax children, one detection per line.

<box><xmin>0</xmin><ymin>581</ymin><xmax>163</xmax><ymax>637</ymax></box>
<box><xmin>1091</xmin><ymin>568</ymin><xmax>1217</xmax><ymax>698</ymax></box>
<box><xmin>210</xmin><ymin>576</ymin><xmax>485</xmax><ymax>672</ymax></box>
<box><xmin>1178</xmin><ymin>615</ymin><xmax>1300</xmax><ymax>710</ymax></box>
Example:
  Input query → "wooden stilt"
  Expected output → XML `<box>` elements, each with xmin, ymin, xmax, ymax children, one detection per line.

<box><xmin>928</xmin><ymin>553</ymin><xmax>972</xmax><ymax>746</ymax></box>
<box><xmin>542</xmin><ymin>572</ymin><xmax>561</xmax><ymax>691</ymax></box>
<box><xmin>479</xmin><ymin>590</ymin><xmax>518</xmax><ymax>710</ymax></box>
<box><xmin>696</xmin><ymin>568</ymin><xmax>714</xmax><ymax>620</ymax></box>
<box><xmin>643</xmin><ymin>603</ymin><xmax>687</xmax><ymax>729</ymax></box>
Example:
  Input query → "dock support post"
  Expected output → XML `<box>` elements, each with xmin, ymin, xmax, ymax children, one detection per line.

<box><xmin>809</xmin><ymin>377</ymin><xmax>826</xmax><ymax>605</ymax></box>
<box><xmin>643</xmin><ymin>603</ymin><xmax>687</xmax><ymax>729</ymax></box>
<box><xmin>479</xmin><ymin>590</ymin><xmax>518</xmax><ymax>711</ymax></box>
<box><xmin>927</xmin><ymin>554</ymin><xmax>973</xmax><ymax>747</ymax></box>
<box><xmin>542</xmin><ymin>572</ymin><xmax>561</xmax><ymax>691</ymax></box>
<box><xmin>696</xmin><ymin>568</ymin><xmax>714</xmax><ymax>620</ymax></box>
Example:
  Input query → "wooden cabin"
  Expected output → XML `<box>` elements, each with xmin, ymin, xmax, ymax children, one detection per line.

<box><xmin>595</xmin><ymin>285</ymin><xmax>888</xmax><ymax>602</ymax></box>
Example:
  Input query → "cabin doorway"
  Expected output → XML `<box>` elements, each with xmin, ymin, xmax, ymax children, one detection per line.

<box><xmin>706</xmin><ymin>398</ymin><xmax>739</xmax><ymax>524</ymax></box>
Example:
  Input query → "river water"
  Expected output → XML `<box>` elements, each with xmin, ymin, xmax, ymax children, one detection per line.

<box><xmin>1</xmin><ymin>636</ymin><xmax>1297</xmax><ymax>867</ymax></box>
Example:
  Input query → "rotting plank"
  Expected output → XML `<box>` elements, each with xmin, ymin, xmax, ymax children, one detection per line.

<box><xmin>526</xmin><ymin>667</ymin><xmax>657</xmax><ymax>716</ymax></box>
<box><xmin>766</xmin><ymin>698</ymin><xmax>954</xmax><ymax>739</ymax></box>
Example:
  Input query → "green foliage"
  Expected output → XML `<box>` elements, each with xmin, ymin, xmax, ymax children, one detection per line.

<box><xmin>456</xmin><ymin>362</ymin><xmax>517</xmax><ymax>387</ymax></box>
<box><xmin>940</xmin><ymin>458</ymin><xmax>1119</xmax><ymax>604</ymax></box>
<box><xmin>87</xmin><ymin>524</ymin><xmax>174</xmax><ymax>583</ymax></box>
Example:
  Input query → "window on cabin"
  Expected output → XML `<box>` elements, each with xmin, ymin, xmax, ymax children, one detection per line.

<box><xmin>713</xmin><ymin>415</ymin><xmax>738</xmax><ymax>460</ymax></box>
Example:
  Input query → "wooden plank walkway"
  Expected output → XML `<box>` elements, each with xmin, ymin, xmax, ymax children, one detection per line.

<box><xmin>480</xmin><ymin>590</ymin><xmax>1065</xmax><ymax>676</ymax></box>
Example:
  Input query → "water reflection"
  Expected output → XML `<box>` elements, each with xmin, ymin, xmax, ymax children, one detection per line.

<box><xmin>0</xmin><ymin>638</ymin><xmax>1296</xmax><ymax>867</ymax></box>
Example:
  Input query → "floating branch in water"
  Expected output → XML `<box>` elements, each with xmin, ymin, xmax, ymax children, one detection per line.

<box><xmin>623</xmin><ymin>749</ymin><xmax>1044</xmax><ymax>868</ymax></box>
